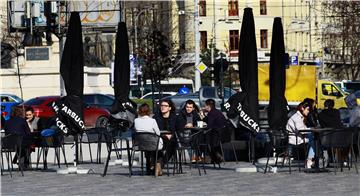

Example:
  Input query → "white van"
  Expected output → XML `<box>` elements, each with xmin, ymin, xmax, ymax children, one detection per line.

<box><xmin>335</xmin><ymin>80</ymin><xmax>360</xmax><ymax>94</ymax></box>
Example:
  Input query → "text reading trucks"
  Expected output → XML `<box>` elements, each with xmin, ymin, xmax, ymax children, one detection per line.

<box><xmin>258</xmin><ymin>64</ymin><xmax>347</xmax><ymax>109</ymax></box>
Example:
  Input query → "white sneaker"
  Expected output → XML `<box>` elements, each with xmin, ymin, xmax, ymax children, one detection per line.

<box><xmin>306</xmin><ymin>159</ymin><xmax>313</xmax><ymax>169</ymax></box>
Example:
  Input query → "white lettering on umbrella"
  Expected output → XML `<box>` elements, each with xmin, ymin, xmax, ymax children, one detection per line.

<box><xmin>62</xmin><ymin>105</ymin><xmax>68</xmax><ymax>113</ymax></box>
<box><xmin>56</xmin><ymin>117</ymin><xmax>68</xmax><ymax>134</ymax></box>
<box><xmin>232</xmin><ymin>102</ymin><xmax>260</xmax><ymax>133</ymax></box>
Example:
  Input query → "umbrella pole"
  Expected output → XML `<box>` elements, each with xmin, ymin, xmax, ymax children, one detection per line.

<box><xmin>74</xmin><ymin>134</ymin><xmax>78</xmax><ymax>167</ymax></box>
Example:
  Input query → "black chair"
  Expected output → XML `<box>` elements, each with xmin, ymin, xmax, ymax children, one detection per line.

<box><xmin>264</xmin><ymin>129</ymin><xmax>306</xmax><ymax>174</ymax></box>
<box><xmin>171</xmin><ymin>129</ymin><xmax>202</xmax><ymax>175</ymax></box>
<box><xmin>320</xmin><ymin>128</ymin><xmax>358</xmax><ymax>174</ymax></box>
<box><xmin>80</xmin><ymin>128</ymin><xmax>102</xmax><ymax>163</ymax></box>
<box><xmin>352</xmin><ymin>128</ymin><xmax>360</xmax><ymax>162</ymax></box>
<box><xmin>219</xmin><ymin>126</ymin><xmax>249</xmax><ymax>164</ymax></box>
<box><xmin>102</xmin><ymin>127</ymin><xmax>132</xmax><ymax>177</ymax></box>
<box><xmin>130</xmin><ymin>132</ymin><xmax>162</xmax><ymax>177</ymax></box>
<box><xmin>36</xmin><ymin>133</ymin><xmax>67</xmax><ymax>169</ymax></box>
<box><xmin>1</xmin><ymin>134</ymin><xmax>24</xmax><ymax>177</ymax></box>
<box><xmin>191</xmin><ymin>128</ymin><xmax>219</xmax><ymax>175</ymax></box>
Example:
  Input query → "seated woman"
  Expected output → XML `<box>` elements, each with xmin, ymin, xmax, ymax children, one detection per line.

<box><xmin>134</xmin><ymin>103</ymin><xmax>163</xmax><ymax>176</ymax></box>
<box><xmin>286</xmin><ymin>101</ymin><xmax>316</xmax><ymax>169</ymax></box>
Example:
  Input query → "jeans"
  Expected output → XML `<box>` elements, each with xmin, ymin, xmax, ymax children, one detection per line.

<box><xmin>288</xmin><ymin>133</ymin><xmax>315</xmax><ymax>159</ymax></box>
<box><xmin>303</xmin><ymin>133</ymin><xmax>315</xmax><ymax>159</ymax></box>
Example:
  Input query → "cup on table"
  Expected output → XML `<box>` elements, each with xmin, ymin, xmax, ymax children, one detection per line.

<box><xmin>197</xmin><ymin>121</ymin><xmax>204</xmax><ymax>128</ymax></box>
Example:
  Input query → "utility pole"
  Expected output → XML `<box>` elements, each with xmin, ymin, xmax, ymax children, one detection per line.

<box><xmin>210</xmin><ymin>0</ymin><xmax>215</xmax><ymax>87</ymax></box>
<box><xmin>58</xmin><ymin>1</ymin><xmax>66</xmax><ymax>96</ymax></box>
<box><xmin>194</xmin><ymin>0</ymin><xmax>201</xmax><ymax>91</ymax></box>
<box><xmin>308</xmin><ymin>0</ymin><xmax>312</xmax><ymax>53</ymax></box>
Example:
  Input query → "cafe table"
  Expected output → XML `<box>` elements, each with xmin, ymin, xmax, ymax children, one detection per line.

<box><xmin>298</xmin><ymin>127</ymin><xmax>334</xmax><ymax>173</ymax></box>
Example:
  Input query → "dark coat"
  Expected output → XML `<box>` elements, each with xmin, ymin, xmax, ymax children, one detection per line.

<box><xmin>318</xmin><ymin>108</ymin><xmax>343</xmax><ymax>128</ymax></box>
<box><xmin>305</xmin><ymin>110</ymin><xmax>318</xmax><ymax>128</ymax></box>
<box><xmin>154</xmin><ymin>113</ymin><xmax>177</xmax><ymax>134</ymax></box>
<box><xmin>204</xmin><ymin>108</ymin><xmax>226</xmax><ymax>129</ymax></box>
<box><xmin>4</xmin><ymin>116</ymin><xmax>31</xmax><ymax>136</ymax></box>
<box><xmin>175</xmin><ymin>110</ymin><xmax>201</xmax><ymax>133</ymax></box>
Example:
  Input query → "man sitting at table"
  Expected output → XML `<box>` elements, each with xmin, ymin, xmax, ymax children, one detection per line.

<box><xmin>318</xmin><ymin>99</ymin><xmax>343</xmax><ymax>128</ymax></box>
<box><xmin>4</xmin><ymin>108</ymin><xmax>32</xmax><ymax>168</ymax></box>
<box><xmin>286</xmin><ymin>101</ymin><xmax>316</xmax><ymax>169</ymax></box>
<box><xmin>200</xmin><ymin>99</ymin><xmax>227</xmax><ymax>164</ymax></box>
<box><xmin>154</xmin><ymin>99</ymin><xmax>177</xmax><ymax>163</ymax></box>
<box><xmin>175</xmin><ymin>100</ymin><xmax>202</xmax><ymax>162</ymax></box>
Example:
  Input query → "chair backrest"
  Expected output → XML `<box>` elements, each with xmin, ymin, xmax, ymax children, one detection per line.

<box><xmin>83</xmin><ymin>128</ymin><xmax>104</xmax><ymax>143</ymax></box>
<box><xmin>268</xmin><ymin>129</ymin><xmax>289</xmax><ymax>148</ymax></box>
<box><xmin>1</xmin><ymin>134</ymin><xmax>23</xmax><ymax>151</ymax></box>
<box><xmin>320</xmin><ymin>128</ymin><xmax>353</xmax><ymax>148</ymax></box>
<box><xmin>133</xmin><ymin>132</ymin><xmax>160</xmax><ymax>151</ymax></box>
<box><xmin>176</xmin><ymin>129</ymin><xmax>192</xmax><ymax>147</ymax></box>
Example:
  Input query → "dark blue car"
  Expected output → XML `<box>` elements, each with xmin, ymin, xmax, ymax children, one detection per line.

<box><xmin>0</xmin><ymin>94</ymin><xmax>23</xmax><ymax>120</ymax></box>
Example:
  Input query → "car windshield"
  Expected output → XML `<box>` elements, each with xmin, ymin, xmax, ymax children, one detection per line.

<box><xmin>23</xmin><ymin>98</ymin><xmax>46</xmax><ymax>106</ymax></box>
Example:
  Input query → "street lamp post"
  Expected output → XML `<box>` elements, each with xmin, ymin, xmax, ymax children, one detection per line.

<box><xmin>134</xmin><ymin>7</ymin><xmax>154</xmax><ymax>97</ymax></box>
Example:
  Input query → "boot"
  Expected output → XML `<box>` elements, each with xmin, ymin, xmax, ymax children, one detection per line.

<box><xmin>155</xmin><ymin>162</ymin><xmax>162</xmax><ymax>176</ymax></box>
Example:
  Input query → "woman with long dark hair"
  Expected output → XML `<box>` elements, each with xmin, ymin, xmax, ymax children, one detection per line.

<box><xmin>286</xmin><ymin>101</ymin><xmax>316</xmax><ymax>169</ymax></box>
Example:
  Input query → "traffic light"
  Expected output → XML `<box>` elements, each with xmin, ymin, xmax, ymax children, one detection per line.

<box><xmin>44</xmin><ymin>1</ymin><xmax>58</xmax><ymax>29</ymax></box>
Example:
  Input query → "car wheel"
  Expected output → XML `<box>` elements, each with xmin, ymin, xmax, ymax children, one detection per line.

<box><xmin>95</xmin><ymin>116</ymin><xmax>109</xmax><ymax>128</ymax></box>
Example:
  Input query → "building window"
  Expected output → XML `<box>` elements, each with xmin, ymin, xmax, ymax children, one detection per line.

<box><xmin>260</xmin><ymin>29</ymin><xmax>268</xmax><ymax>48</ymax></box>
<box><xmin>228</xmin><ymin>0</ymin><xmax>238</xmax><ymax>16</ymax></box>
<box><xmin>260</xmin><ymin>0</ymin><xmax>267</xmax><ymax>15</ymax></box>
<box><xmin>229</xmin><ymin>30</ymin><xmax>239</xmax><ymax>51</ymax></box>
<box><xmin>200</xmin><ymin>31</ymin><xmax>207</xmax><ymax>50</ymax></box>
<box><xmin>199</xmin><ymin>0</ymin><xmax>206</xmax><ymax>16</ymax></box>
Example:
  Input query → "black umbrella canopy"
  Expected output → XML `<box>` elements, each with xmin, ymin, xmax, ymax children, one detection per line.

<box><xmin>109</xmin><ymin>22</ymin><xmax>136</xmax><ymax>129</ymax></box>
<box><xmin>52</xmin><ymin>12</ymin><xmax>85</xmax><ymax>135</ymax></box>
<box><xmin>225</xmin><ymin>8</ymin><xmax>259</xmax><ymax>134</ymax></box>
<box><xmin>110</xmin><ymin>22</ymin><xmax>136</xmax><ymax>114</ymax></box>
<box><xmin>268</xmin><ymin>17</ymin><xmax>288</xmax><ymax>130</ymax></box>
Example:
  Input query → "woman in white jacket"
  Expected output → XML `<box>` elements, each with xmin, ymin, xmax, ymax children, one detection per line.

<box><xmin>286</xmin><ymin>101</ymin><xmax>315</xmax><ymax>169</ymax></box>
<box><xmin>134</xmin><ymin>103</ymin><xmax>163</xmax><ymax>176</ymax></box>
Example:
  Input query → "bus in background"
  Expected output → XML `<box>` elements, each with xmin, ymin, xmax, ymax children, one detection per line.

<box><xmin>130</xmin><ymin>77</ymin><xmax>194</xmax><ymax>98</ymax></box>
<box><xmin>335</xmin><ymin>80</ymin><xmax>360</xmax><ymax>94</ymax></box>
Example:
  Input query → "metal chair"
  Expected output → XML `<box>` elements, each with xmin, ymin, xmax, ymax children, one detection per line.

<box><xmin>264</xmin><ymin>129</ymin><xmax>305</xmax><ymax>174</ymax></box>
<box><xmin>102</xmin><ymin>127</ymin><xmax>132</xmax><ymax>177</ymax></box>
<box><xmin>1</xmin><ymin>134</ymin><xmax>24</xmax><ymax>177</ymax></box>
<box><xmin>320</xmin><ymin>128</ymin><xmax>358</xmax><ymax>174</ymax></box>
<box><xmin>36</xmin><ymin>133</ymin><xmax>67</xmax><ymax>169</ymax></box>
<box><xmin>130</xmin><ymin>132</ymin><xmax>162</xmax><ymax>177</ymax></box>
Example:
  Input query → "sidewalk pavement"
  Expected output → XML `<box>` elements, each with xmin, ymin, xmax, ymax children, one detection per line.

<box><xmin>1</xmin><ymin>142</ymin><xmax>360</xmax><ymax>196</ymax></box>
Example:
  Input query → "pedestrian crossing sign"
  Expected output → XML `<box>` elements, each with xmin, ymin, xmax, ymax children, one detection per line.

<box><xmin>196</xmin><ymin>61</ymin><xmax>208</xmax><ymax>74</ymax></box>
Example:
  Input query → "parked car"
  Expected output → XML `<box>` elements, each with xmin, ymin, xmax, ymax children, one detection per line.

<box><xmin>15</xmin><ymin>96</ymin><xmax>110</xmax><ymax>128</ymax></box>
<box><xmin>84</xmin><ymin>93</ymin><xmax>115</xmax><ymax>112</ymax></box>
<box><xmin>140</xmin><ymin>92</ymin><xmax>177</xmax><ymax>102</ymax></box>
<box><xmin>163</xmin><ymin>86</ymin><xmax>236</xmax><ymax>110</ymax></box>
<box><xmin>0</xmin><ymin>93</ymin><xmax>23</xmax><ymax>120</ymax></box>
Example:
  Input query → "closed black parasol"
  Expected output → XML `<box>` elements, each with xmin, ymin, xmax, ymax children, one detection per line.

<box><xmin>110</xmin><ymin>22</ymin><xmax>136</xmax><ymax>128</ymax></box>
<box><xmin>268</xmin><ymin>17</ymin><xmax>288</xmax><ymax>130</ymax></box>
<box><xmin>52</xmin><ymin>12</ymin><xmax>85</xmax><ymax>136</ymax></box>
<box><xmin>225</xmin><ymin>8</ymin><xmax>259</xmax><ymax>134</ymax></box>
